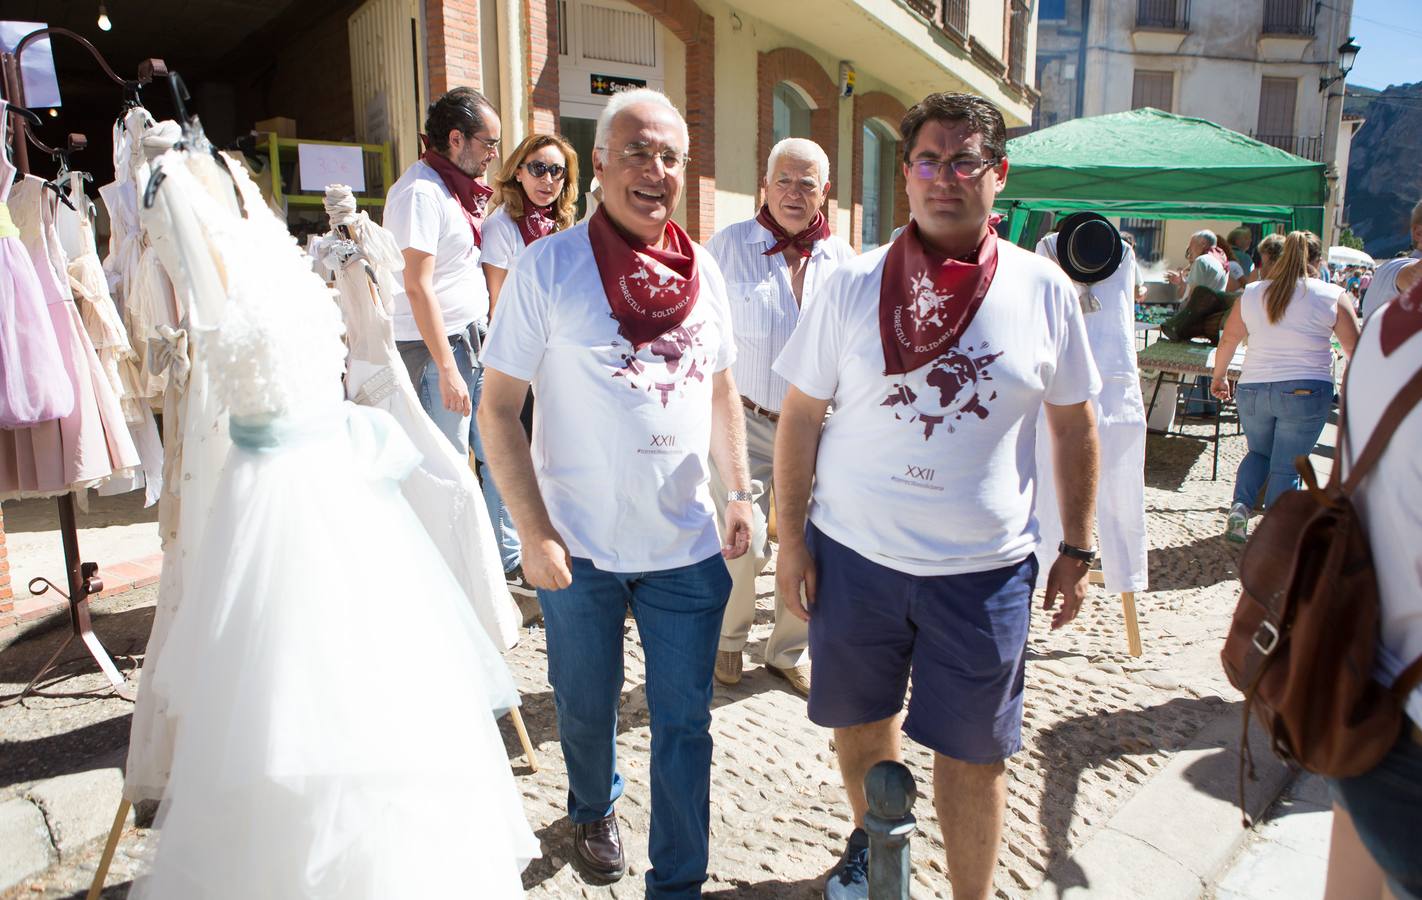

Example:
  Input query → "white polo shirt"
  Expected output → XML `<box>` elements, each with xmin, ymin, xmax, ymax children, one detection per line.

<box><xmin>1344</xmin><ymin>304</ymin><xmax>1422</xmax><ymax>726</ymax></box>
<box><xmin>481</xmin><ymin>223</ymin><xmax>738</xmax><ymax>573</ymax></box>
<box><xmin>479</xmin><ymin>205</ymin><xmax>523</xmax><ymax>272</ymax></box>
<box><xmin>704</xmin><ymin>217</ymin><xmax>856</xmax><ymax>412</ymax></box>
<box><xmin>383</xmin><ymin>160</ymin><xmax>490</xmax><ymax>341</ymax></box>
<box><xmin>774</xmin><ymin>237</ymin><xmax>1101</xmax><ymax>576</ymax></box>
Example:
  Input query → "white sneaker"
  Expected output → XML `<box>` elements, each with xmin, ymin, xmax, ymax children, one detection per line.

<box><xmin>1225</xmin><ymin>503</ymin><xmax>1250</xmax><ymax>544</ymax></box>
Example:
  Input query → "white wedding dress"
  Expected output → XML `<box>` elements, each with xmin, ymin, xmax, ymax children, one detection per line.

<box><xmin>129</xmin><ymin>143</ymin><xmax>537</xmax><ymax>899</ymax></box>
<box><xmin>312</xmin><ymin>185</ymin><xmax>521</xmax><ymax>650</ymax></box>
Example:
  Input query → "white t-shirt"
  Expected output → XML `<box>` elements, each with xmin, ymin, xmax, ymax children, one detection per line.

<box><xmin>479</xmin><ymin>205</ymin><xmax>523</xmax><ymax>272</ymax></box>
<box><xmin>481</xmin><ymin>224</ymin><xmax>738</xmax><ymax>573</ymax></box>
<box><xmin>383</xmin><ymin>160</ymin><xmax>490</xmax><ymax>341</ymax></box>
<box><xmin>1361</xmin><ymin>251</ymin><xmax>1422</xmax><ymax>321</ymax></box>
<box><xmin>1344</xmin><ymin>305</ymin><xmax>1422</xmax><ymax>726</ymax></box>
<box><xmin>704</xmin><ymin>216</ymin><xmax>857</xmax><ymax>412</ymax></box>
<box><xmin>773</xmin><ymin>238</ymin><xmax>1102</xmax><ymax>576</ymax></box>
<box><xmin>1238</xmin><ymin>277</ymin><xmax>1342</xmax><ymax>385</ymax></box>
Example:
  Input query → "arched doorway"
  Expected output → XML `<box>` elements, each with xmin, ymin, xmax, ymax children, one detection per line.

<box><xmin>772</xmin><ymin>81</ymin><xmax>812</xmax><ymax>144</ymax></box>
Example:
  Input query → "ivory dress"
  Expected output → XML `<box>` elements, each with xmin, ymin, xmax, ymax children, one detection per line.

<box><xmin>313</xmin><ymin>185</ymin><xmax>521</xmax><ymax>650</ymax></box>
<box><xmin>129</xmin><ymin>149</ymin><xmax>537</xmax><ymax>899</ymax></box>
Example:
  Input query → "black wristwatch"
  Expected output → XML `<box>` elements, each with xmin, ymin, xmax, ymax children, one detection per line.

<box><xmin>1058</xmin><ymin>541</ymin><xmax>1098</xmax><ymax>566</ymax></box>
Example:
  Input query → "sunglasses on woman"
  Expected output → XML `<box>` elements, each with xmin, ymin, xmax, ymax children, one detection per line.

<box><xmin>522</xmin><ymin>160</ymin><xmax>567</xmax><ymax>180</ymax></box>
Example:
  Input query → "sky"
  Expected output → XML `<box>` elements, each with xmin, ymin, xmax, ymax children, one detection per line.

<box><xmin>1344</xmin><ymin>0</ymin><xmax>1422</xmax><ymax>91</ymax></box>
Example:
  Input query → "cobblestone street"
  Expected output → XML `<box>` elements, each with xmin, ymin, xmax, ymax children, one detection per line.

<box><xmin>2</xmin><ymin>418</ymin><xmax>1274</xmax><ymax>899</ymax></box>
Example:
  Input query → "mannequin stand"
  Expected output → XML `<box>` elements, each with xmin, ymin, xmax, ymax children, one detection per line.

<box><xmin>1089</xmin><ymin>570</ymin><xmax>1143</xmax><ymax>657</ymax></box>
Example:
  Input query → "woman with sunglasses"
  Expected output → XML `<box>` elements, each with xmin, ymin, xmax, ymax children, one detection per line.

<box><xmin>481</xmin><ymin>134</ymin><xmax>580</xmax><ymax>314</ymax></box>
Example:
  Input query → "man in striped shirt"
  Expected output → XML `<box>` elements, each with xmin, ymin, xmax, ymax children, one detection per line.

<box><xmin>704</xmin><ymin>138</ymin><xmax>856</xmax><ymax>695</ymax></box>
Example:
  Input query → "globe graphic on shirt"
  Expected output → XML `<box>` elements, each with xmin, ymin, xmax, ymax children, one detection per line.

<box><xmin>612</xmin><ymin>321</ymin><xmax>709</xmax><ymax>407</ymax></box>
<box><xmin>882</xmin><ymin>342</ymin><xmax>1005</xmax><ymax>439</ymax></box>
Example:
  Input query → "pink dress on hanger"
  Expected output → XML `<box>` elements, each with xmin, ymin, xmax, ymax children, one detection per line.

<box><xmin>0</xmin><ymin>105</ymin><xmax>74</xmax><ymax>428</ymax></box>
<box><xmin>0</xmin><ymin>174</ymin><xmax>140</xmax><ymax>501</ymax></box>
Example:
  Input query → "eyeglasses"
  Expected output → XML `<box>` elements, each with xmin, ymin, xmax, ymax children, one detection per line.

<box><xmin>522</xmin><ymin>160</ymin><xmax>567</xmax><ymax>180</ymax></box>
<box><xmin>907</xmin><ymin>156</ymin><xmax>999</xmax><ymax>181</ymax></box>
<box><xmin>475</xmin><ymin>135</ymin><xmax>501</xmax><ymax>152</ymax></box>
<box><xmin>598</xmin><ymin>145</ymin><xmax>689</xmax><ymax>173</ymax></box>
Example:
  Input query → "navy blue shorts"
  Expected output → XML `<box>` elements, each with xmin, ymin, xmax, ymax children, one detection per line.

<box><xmin>1329</xmin><ymin>727</ymin><xmax>1422</xmax><ymax>900</ymax></box>
<box><xmin>805</xmin><ymin>523</ymin><xmax>1036</xmax><ymax>764</ymax></box>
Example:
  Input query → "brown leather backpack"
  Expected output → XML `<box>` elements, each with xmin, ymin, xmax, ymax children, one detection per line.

<box><xmin>1221</xmin><ymin>367</ymin><xmax>1422</xmax><ymax>819</ymax></box>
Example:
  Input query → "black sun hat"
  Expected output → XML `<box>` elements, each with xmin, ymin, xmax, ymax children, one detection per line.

<box><xmin>1054</xmin><ymin>212</ymin><xmax>1125</xmax><ymax>284</ymax></box>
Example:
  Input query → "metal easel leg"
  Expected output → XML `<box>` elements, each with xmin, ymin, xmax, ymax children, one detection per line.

<box><xmin>86</xmin><ymin>798</ymin><xmax>131</xmax><ymax>900</ymax></box>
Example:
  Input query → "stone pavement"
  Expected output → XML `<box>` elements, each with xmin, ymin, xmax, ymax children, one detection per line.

<box><xmin>1209</xmin><ymin>774</ymin><xmax>1332</xmax><ymax>900</ymax></box>
<box><xmin>0</xmin><ymin>417</ymin><xmax>1304</xmax><ymax>898</ymax></box>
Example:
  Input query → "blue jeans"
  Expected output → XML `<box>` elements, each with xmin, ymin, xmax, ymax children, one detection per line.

<box><xmin>539</xmin><ymin>553</ymin><xmax>731</xmax><ymax>898</ymax></box>
<box><xmin>403</xmin><ymin>329</ymin><xmax>521</xmax><ymax>571</ymax></box>
<box><xmin>1232</xmin><ymin>379</ymin><xmax>1332</xmax><ymax>510</ymax></box>
<box><xmin>1329</xmin><ymin>728</ymin><xmax>1422</xmax><ymax>899</ymax></box>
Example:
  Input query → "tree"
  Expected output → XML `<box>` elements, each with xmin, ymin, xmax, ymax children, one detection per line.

<box><xmin>1338</xmin><ymin>227</ymin><xmax>1366</xmax><ymax>250</ymax></box>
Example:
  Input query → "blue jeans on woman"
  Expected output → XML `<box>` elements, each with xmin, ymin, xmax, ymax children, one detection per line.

<box><xmin>539</xmin><ymin>553</ymin><xmax>731</xmax><ymax>898</ymax></box>
<box><xmin>1232</xmin><ymin>378</ymin><xmax>1333</xmax><ymax>510</ymax></box>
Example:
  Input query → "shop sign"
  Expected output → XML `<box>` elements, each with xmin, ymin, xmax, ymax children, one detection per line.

<box><xmin>591</xmin><ymin>74</ymin><xmax>647</xmax><ymax>96</ymax></box>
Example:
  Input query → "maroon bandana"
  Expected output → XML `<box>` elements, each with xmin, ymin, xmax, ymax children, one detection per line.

<box><xmin>756</xmin><ymin>204</ymin><xmax>830</xmax><ymax>259</ymax></box>
<box><xmin>1380</xmin><ymin>274</ymin><xmax>1422</xmax><ymax>358</ymax></box>
<box><xmin>878</xmin><ymin>221</ymin><xmax>999</xmax><ymax>376</ymax></box>
<box><xmin>517</xmin><ymin>193</ymin><xmax>557</xmax><ymax>246</ymax></box>
<box><xmin>422</xmin><ymin>149</ymin><xmax>494</xmax><ymax>246</ymax></box>
<box><xmin>588</xmin><ymin>206</ymin><xmax>701</xmax><ymax>349</ymax></box>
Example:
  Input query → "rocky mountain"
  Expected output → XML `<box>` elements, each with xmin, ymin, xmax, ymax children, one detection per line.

<box><xmin>1345</xmin><ymin>81</ymin><xmax>1422</xmax><ymax>260</ymax></box>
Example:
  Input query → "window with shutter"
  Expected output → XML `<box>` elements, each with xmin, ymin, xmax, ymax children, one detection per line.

<box><xmin>1131</xmin><ymin>70</ymin><xmax>1174</xmax><ymax>111</ymax></box>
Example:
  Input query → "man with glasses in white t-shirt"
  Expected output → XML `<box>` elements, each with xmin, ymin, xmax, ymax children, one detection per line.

<box><xmin>478</xmin><ymin>89</ymin><xmax>753</xmax><ymax>897</ymax></box>
<box><xmin>774</xmin><ymin>92</ymin><xmax>1101</xmax><ymax>900</ymax></box>
<box><xmin>384</xmin><ymin>87</ymin><xmax>528</xmax><ymax>594</ymax></box>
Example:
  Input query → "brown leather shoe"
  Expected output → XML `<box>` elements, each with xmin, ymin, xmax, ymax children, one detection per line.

<box><xmin>714</xmin><ymin>650</ymin><xmax>743</xmax><ymax>685</ymax></box>
<box><xmin>572</xmin><ymin>812</ymin><xmax>626</xmax><ymax>884</ymax></box>
<box><xmin>769</xmin><ymin>663</ymin><xmax>811</xmax><ymax>697</ymax></box>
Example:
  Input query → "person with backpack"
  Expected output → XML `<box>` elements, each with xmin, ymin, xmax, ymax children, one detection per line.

<box><xmin>1209</xmin><ymin>231</ymin><xmax>1360</xmax><ymax>542</ymax></box>
<box><xmin>1320</xmin><ymin>261</ymin><xmax>1422</xmax><ymax>900</ymax></box>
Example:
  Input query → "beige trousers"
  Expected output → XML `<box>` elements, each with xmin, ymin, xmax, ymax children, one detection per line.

<box><xmin>710</xmin><ymin>408</ymin><xmax>810</xmax><ymax>669</ymax></box>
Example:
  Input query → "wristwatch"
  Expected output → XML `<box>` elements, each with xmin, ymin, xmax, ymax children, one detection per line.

<box><xmin>726</xmin><ymin>490</ymin><xmax>753</xmax><ymax>503</ymax></box>
<box><xmin>1058</xmin><ymin>541</ymin><xmax>1098</xmax><ymax>565</ymax></box>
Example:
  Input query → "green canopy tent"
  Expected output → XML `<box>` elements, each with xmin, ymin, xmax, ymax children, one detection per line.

<box><xmin>995</xmin><ymin>108</ymin><xmax>1327</xmax><ymax>248</ymax></box>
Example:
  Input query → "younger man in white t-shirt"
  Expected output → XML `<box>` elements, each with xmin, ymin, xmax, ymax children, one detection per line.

<box><xmin>773</xmin><ymin>92</ymin><xmax>1101</xmax><ymax>900</ymax></box>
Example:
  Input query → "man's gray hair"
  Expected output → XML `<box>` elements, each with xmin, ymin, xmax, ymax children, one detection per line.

<box><xmin>766</xmin><ymin>137</ymin><xmax>831</xmax><ymax>187</ymax></box>
<box><xmin>1192</xmin><ymin>229</ymin><xmax>1218</xmax><ymax>247</ymax></box>
<box><xmin>594</xmin><ymin>88</ymin><xmax>689</xmax><ymax>165</ymax></box>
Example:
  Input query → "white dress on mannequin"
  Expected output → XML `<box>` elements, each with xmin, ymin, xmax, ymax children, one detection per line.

<box><xmin>1033</xmin><ymin>233</ymin><xmax>1150</xmax><ymax>594</ymax></box>
<box><xmin>312</xmin><ymin>185</ymin><xmax>521</xmax><ymax>650</ymax></box>
<box><xmin>128</xmin><ymin>146</ymin><xmax>537</xmax><ymax>900</ymax></box>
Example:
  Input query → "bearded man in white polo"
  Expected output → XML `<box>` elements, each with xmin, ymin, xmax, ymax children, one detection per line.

<box><xmin>703</xmin><ymin>137</ymin><xmax>856</xmax><ymax>695</ymax></box>
<box><xmin>477</xmin><ymin>89</ymin><xmax>753</xmax><ymax>897</ymax></box>
<box><xmin>773</xmin><ymin>92</ymin><xmax>1102</xmax><ymax>899</ymax></box>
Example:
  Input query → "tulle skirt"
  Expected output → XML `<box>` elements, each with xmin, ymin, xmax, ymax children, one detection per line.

<box><xmin>131</xmin><ymin>406</ymin><xmax>537</xmax><ymax>899</ymax></box>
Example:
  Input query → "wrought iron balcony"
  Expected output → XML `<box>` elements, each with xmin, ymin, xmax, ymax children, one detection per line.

<box><xmin>1251</xmin><ymin>132</ymin><xmax>1324</xmax><ymax>162</ymax></box>
<box><xmin>1136</xmin><ymin>0</ymin><xmax>1189</xmax><ymax>30</ymax></box>
<box><xmin>1262</xmin><ymin>0</ymin><xmax>1316</xmax><ymax>36</ymax></box>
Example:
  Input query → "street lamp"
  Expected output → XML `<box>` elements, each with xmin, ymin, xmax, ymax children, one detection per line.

<box><xmin>1320</xmin><ymin>37</ymin><xmax>1360</xmax><ymax>92</ymax></box>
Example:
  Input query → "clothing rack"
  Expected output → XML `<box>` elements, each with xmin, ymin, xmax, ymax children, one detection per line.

<box><xmin>0</xmin><ymin>28</ymin><xmax>167</xmax><ymax>704</ymax></box>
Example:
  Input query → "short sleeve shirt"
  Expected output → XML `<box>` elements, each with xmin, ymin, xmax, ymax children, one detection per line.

<box><xmin>1344</xmin><ymin>307</ymin><xmax>1422</xmax><ymax>725</ymax></box>
<box><xmin>1186</xmin><ymin>253</ymin><xmax>1228</xmax><ymax>293</ymax></box>
<box><xmin>774</xmin><ymin>238</ymin><xmax>1101</xmax><ymax>576</ymax></box>
<box><xmin>383</xmin><ymin>160</ymin><xmax>490</xmax><ymax>341</ymax></box>
<box><xmin>481</xmin><ymin>224</ymin><xmax>738</xmax><ymax>573</ymax></box>
<box><xmin>479</xmin><ymin>205</ymin><xmax>522</xmax><ymax>272</ymax></box>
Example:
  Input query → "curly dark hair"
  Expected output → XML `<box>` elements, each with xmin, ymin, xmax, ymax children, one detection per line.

<box><xmin>424</xmin><ymin>87</ymin><xmax>496</xmax><ymax>154</ymax></box>
<box><xmin>899</xmin><ymin>92</ymin><xmax>1007</xmax><ymax>163</ymax></box>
